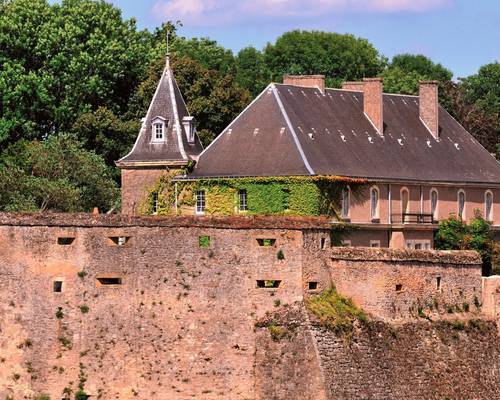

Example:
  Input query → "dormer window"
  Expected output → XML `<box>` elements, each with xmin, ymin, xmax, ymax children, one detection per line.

<box><xmin>182</xmin><ymin>116</ymin><xmax>196</xmax><ymax>143</ymax></box>
<box><xmin>151</xmin><ymin>117</ymin><xmax>167</xmax><ymax>143</ymax></box>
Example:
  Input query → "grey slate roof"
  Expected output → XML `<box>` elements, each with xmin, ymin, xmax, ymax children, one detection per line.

<box><xmin>190</xmin><ymin>83</ymin><xmax>500</xmax><ymax>185</ymax></box>
<box><xmin>117</xmin><ymin>58</ymin><xmax>203</xmax><ymax>167</ymax></box>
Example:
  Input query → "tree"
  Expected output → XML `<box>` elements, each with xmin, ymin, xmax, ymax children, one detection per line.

<box><xmin>235</xmin><ymin>46</ymin><xmax>270</xmax><ymax>96</ymax></box>
<box><xmin>0</xmin><ymin>135</ymin><xmax>119</xmax><ymax>212</ymax></box>
<box><xmin>434</xmin><ymin>211</ymin><xmax>493</xmax><ymax>276</ymax></box>
<box><xmin>172</xmin><ymin>36</ymin><xmax>236</xmax><ymax>77</ymax></box>
<box><xmin>390</xmin><ymin>54</ymin><xmax>452</xmax><ymax>82</ymax></box>
<box><xmin>0</xmin><ymin>0</ymin><xmax>153</xmax><ymax>148</ymax></box>
<box><xmin>263</xmin><ymin>30</ymin><xmax>385</xmax><ymax>87</ymax></box>
<box><xmin>128</xmin><ymin>55</ymin><xmax>251</xmax><ymax>147</ymax></box>
<box><xmin>459</xmin><ymin>62</ymin><xmax>500</xmax><ymax>117</ymax></box>
<box><xmin>382</xmin><ymin>54</ymin><xmax>453</xmax><ymax>95</ymax></box>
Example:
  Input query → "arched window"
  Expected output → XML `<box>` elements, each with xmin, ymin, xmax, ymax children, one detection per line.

<box><xmin>370</xmin><ymin>186</ymin><xmax>379</xmax><ymax>219</ymax></box>
<box><xmin>341</xmin><ymin>187</ymin><xmax>350</xmax><ymax>219</ymax></box>
<box><xmin>458</xmin><ymin>190</ymin><xmax>466</xmax><ymax>219</ymax></box>
<box><xmin>430</xmin><ymin>189</ymin><xmax>438</xmax><ymax>220</ymax></box>
<box><xmin>485</xmin><ymin>190</ymin><xmax>493</xmax><ymax>221</ymax></box>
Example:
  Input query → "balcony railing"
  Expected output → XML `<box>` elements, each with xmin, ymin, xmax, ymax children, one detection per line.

<box><xmin>391</xmin><ymin>212</ymin><xmax>435</xmax><ymax>224</ymax></box>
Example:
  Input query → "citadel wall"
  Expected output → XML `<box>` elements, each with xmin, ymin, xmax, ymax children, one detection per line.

<box><xmin>0</xmin><ymin>213</ymin><xmax>497</xmax><ymax>400</ymax></box>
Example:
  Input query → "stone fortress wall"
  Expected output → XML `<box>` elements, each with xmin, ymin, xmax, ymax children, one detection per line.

<box><xmin>0</xmin><ymin>213</ymin><xmax>498</xmax><ymax>400</ymax></box>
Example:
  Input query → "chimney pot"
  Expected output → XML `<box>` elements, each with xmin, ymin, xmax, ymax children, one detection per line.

<box><xmin>419</xmin><ymin>81</ymin><xmax>439</xmax><ymax>139</ymax></box>
<box><xmin>363</xmin><ymin>78</ymin><xmax>384</xmax><ymax>134</ymax></box>
<box><xmin>283</xmin><ymin>75</ymin><xmax>325</xmax><ymax>93</ymax></box>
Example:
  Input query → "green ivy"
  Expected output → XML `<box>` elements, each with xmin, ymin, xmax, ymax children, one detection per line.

<box><xmin>141</xmin><ymin>175</ymin><xmax>365</xmax><ymax>217</ymax></box>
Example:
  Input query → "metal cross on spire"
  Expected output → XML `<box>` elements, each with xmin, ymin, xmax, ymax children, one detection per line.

<box><xmin>166</xmin><ymin>30</ymin><xmax>171</xmax><ymax>56</ymax></box>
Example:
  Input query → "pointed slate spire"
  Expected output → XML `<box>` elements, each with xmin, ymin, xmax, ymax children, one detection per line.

<box><xmin>116</xmin><ymin>57</ymin><xmax>203</xmax><ymax>168</ymax></box>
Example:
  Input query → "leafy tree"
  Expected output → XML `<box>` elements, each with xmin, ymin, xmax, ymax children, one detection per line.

<box><xmin>172</xmin><ymin>37</ymin><xmax>236</xmax><ymax>77</ymax></box>
<box><xmin>0</xmin><ymin>0</ymin><xmax>153</xmax><ymax>148</ymax></box>
<box><xmin>460</xmin><ymin>62</ymin><xmax>500</xmax><ymax>116</ymax></box>
<box><xmin>263</xmin><ymin>30</ymin><xmax>385</xmax><ymax>87</ymax></box>
<box><xmin>390</xmin><ymin>54</ymin><xmax>452</xmax><ymax>82</ymax></box>
<box><xmin>235</xmin><ymin>46</ymin><xmax>270</xmax><ymax>96</ymax></box>
<box><xmin>382</xmin><ymin>54</ymin><xmax>452</xmax><ymax>95</ymax></box>
<box><xmin>434</xmin><ymin>211</ymin><xmax>493</xmax><ymax>276</ymax></box>
<box><xmin>0</xmin><ymin>135</ymin><xmax>119</xmax><ymax>212</ymax></box>
<box><xmin>129</xmin><ymin>55</ymin><xmax>250</xmax><ymax>147</ymax></box>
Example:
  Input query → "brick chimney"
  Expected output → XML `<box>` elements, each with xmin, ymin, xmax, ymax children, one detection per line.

<box><xmin>363</xmin><ymin>78</ymin><xmax>383</xmax><ymax>134</ymax></box>
<box><xmin>342</xmin><ymin>81</ymin><xmax>364</xmax><ymax>92</ymax></box>
<box><xmin>419</xmin><ymin>81</ymin><xmax>439</xmax><ymax>139</ymax></box>
<box><xmin>283</xmin><ymin>75</ymin><xmax>325</xmax><ymax>92</ymax></box>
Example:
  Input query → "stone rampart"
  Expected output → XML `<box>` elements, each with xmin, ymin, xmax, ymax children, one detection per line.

<box><xmin>0</xmin><ymin>213</ymin><xmax>495</xmax><ymax>399</ymax></box>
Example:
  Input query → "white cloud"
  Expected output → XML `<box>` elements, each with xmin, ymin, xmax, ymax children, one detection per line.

<box><xmin>151</xmin><ymin>0</ymin><xmax>453</xmax><ymax>25</ymax></box>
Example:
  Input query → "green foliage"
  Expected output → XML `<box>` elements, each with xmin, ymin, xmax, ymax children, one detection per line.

<box><xmin>264</xmin><ymin>30</ymin><xmax>385</xmax><ymax>87</ymax></box>
<box><xmin>198</xmin><ymin>236</ymin><xmax>211</xmax><ymax>248</ymax></box>
<box><xmin>79</xmin><ymin>305</ymin><xmax>89</xmax><ymax>314</ymax></box>
<box><xmin>35</xmin><ymin>395</ymin><xmax>50</xmax><ymax>400</ymax></box>
<box><xmin>235</xmin><ymin>46</ymin><xmax>270</xmax><ymax>96</ymax></box>
<box><xmin>460</xmin><ymin>62</ymin><xmax>500</xmax><ymax>117</ymax></box>
<box><xmin>143</xmin><ymin>175</ymin><xmax>363</xmax><ymax>217</ymax></box>
<box><xmin>55</xmin><ymin>308</ymin><xmax>64</xmax><ymax>319</ymax></box>
<box><xmin>306</xmin><ymin>286</ymin><xmax>368</xmax><ymax>337</ymax></box>
<box><xmin>0</xmin><ymin>135</ymin><xmax>119</xmax><ymax>212</ymax></box>
<box><xmin>74</xmin><ymin>390</ymin><xmax>88</xmax><ymax>400</ymax></box>
<box><xmin>434</xmin><ymin>211</ymin><xmax>493</xmax><ymax>275</ymax></box>
<box><xmin>268</xmin><ymin>323</ymin><xmax>288</xmax><ymax>342</ymax></box>
<box><xmin>0</xmin><ymin>0</ymin><xmax>152</xmax><ymax>151</ymax></box>
<box><xmin>277</xmin><ymin>249</ymin><xmax>285</xmax><ymax>260</ymax></box>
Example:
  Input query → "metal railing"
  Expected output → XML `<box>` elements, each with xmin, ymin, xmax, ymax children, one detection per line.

<box><xmin>391</xmin><ymin>212</ymin><xmax>435</xmax><ymax>224</ymax></box>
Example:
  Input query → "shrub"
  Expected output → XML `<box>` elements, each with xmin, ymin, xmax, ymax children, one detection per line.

<box><xmin>268</xmin><ymin>323</ymin><xmax>288</xmax><ymax>342</ymax></box>
<box><xmin>306</xmin><ymin>286</ymin><xmax>367</xmax><ymax>336</ymax></box>
<box><xmin>55</xmin><ymin>308</ymin><xmax>64</xmax><ymax>319</ymax></box>
<box><xmin>36</xmin><ymin>395</ymin><xmax>50</xmax><ymax>400</ymax></box>
<box><xmin>277</xmin><ymin>249</ymin><xmax>285</xmax><ymax>260</ymax></box>
<box><xmin>77</xmin><ymin>271</ymin><xmax>87</xmax><ymax>279</ymax></box>
<box><xmin>434</xmin><ymin>211</ymin><xmax>493</xmax><ymax>276</ymax></box>
<box><xmin>75</xmin><ymin>390</ymin><xmax>88</xmax><ymax>400</ymax></box>
<box><xmin>79</xmin><ymin>305</ymin><xmax>89</xmax><ymax>314</ymax></box>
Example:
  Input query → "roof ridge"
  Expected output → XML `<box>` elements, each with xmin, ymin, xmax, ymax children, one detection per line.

<box><xmin>271</xmin><ymin>84</ymin><xmax>315</xmax><ymax>175</ymax></box>
<box><xmin>166</xmin><ymin>66</ymin><xmax>188</xmax><ymax>160</ymax></box>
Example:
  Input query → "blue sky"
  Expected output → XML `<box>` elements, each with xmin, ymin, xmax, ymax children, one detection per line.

<box><xmin>66</xmin><ymin>1</ymin><xmax>500</xmax><ymax>78</ymax></box>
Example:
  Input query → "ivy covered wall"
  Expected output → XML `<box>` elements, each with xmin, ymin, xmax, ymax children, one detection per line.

<box><xmin>140</xmin><ymin>174</ymin><xmax>365</xmax><ymax>217</ymax></box>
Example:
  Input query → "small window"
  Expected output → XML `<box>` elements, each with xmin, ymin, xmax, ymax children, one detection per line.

<box><xmin>485</xmin><ymin>191</ymin><xmax>493</xmax><ymax>221</ymax></box>
<box><xmin>341</xmin><ymin>187</ymin><xmax>350</xmax><ymax>219</ymax></box>
<box><xmin>109</xmin><ymin>236</ymin><xmax>130</xmax><ymax>246</ymax></box>
<box><xmin>152</xmin><ymin>192</ymin><xmax>159</xmax><ymax>215</ymax></box>
<box><xmin>58</xmin><ymin>237</ymin><xmax>75</xmax><ymax>246</ymax></box>
<box><xmin>238</xmin><ymin>189</ymin><xmax>248</xmax><ymax>212</ymax></box>
<box><xmin>196</xmin><ymin>190</ymin><xmax>206</xmax><ymax>215</ymax></box>
<box><xmin>199</xmin><ymin>235</ymin><xmax>211</xmax><ymax>248</ymax></box>
<box><xmin>257</xmin><ymin>238</ymin><xmax>276</xmax><ymax>247</ymax></box>
<box><xmin>370</xmin><ymin>186</ymin><xmax>379</xmax><ymax>219</ymax></box>
<box><xmin>308</xmin><ymin>282</ymin><xmax>318</xmax><ymax>290</ymax></box>
<box><xmin>152</xmin><ymin>120</ymin><xmax>166</xmax><ymax>142</ymax></box>
<box><xmin>256</xmin><ymin>280</ymin><xmax>281</xmax><ymax>288</ymax></box>
<box><xmin>97</xmin><ymin>277</ymin><xmax>122</xmax><ymax>286</ymax></box>
<box><xmin>370</xmin><ymin>240</ymin><xmax>380</xmax><ymax>248</ymax></box>
<box><xmin>436</xmin><ymin>277</ymin><xmax>441</xmax><ymax>290</ymax></box>
<box><xmin>320</xmin><ymin>237</ymin><xmax>326</xmax><ymax>250</ymax></box>
<box><xmin>53</xmin><ymin>281</ymin><xmax>63</xmax><ymax>293</ymax></box>
<box><xmin>430</xmin><ymin>189</ymin><xmax>438</xmax><ymax>220</ymax></box>
<box><xmin>458</xmin><ymin>190</ymin><xmax>466</xmax><ymax>219</ymax></box>
<box><xmin>395</xmin><ymin>284</ymin><xmax>403</xmax><ymax>292</ymax></box>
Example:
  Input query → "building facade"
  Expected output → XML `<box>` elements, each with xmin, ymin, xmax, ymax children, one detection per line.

<box><xmin>118</xmin><ymin>64</ymin><xmax>500</xmax><ymax>249</ymax></box>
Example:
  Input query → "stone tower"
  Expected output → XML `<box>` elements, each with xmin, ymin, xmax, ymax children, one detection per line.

<box><xmin>116</xmin><ymin>57</ymin><xmax>203</xmax><ymax>214</ymax></box>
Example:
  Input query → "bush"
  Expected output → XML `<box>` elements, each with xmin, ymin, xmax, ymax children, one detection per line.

<box><xmin>306</xmin><ymin>286</ymin><xmax>367</xmax><ymax>337</ymax></box>
<box><xmin>434</xmin><ymin>211</ymin><xmax>493</xmax><ymax>275</ymax></box>
<box><xmin>74</xmin><ymin>390</ymin><xmax>88</xmax><ymax>400</ymax></box>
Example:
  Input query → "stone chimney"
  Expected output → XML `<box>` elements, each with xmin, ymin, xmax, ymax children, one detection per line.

<box><xmin>283</xmin><ymin>75</ymin><xmax>325</xmax><ymax>92</ymax></box>
<box><xmin>419</xmin><ymin>81</ymin><xmax>439</xmax><ymax>139</ymax></box>
<box><xmin>342</xmin><ymin>81</ymin><xmax>364</xmax><ymax>92</ymax></box>
<box><xmin>363</xmin><ymin>78</ymin><xmax>384</xmax><ymax>134</ymax></box>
